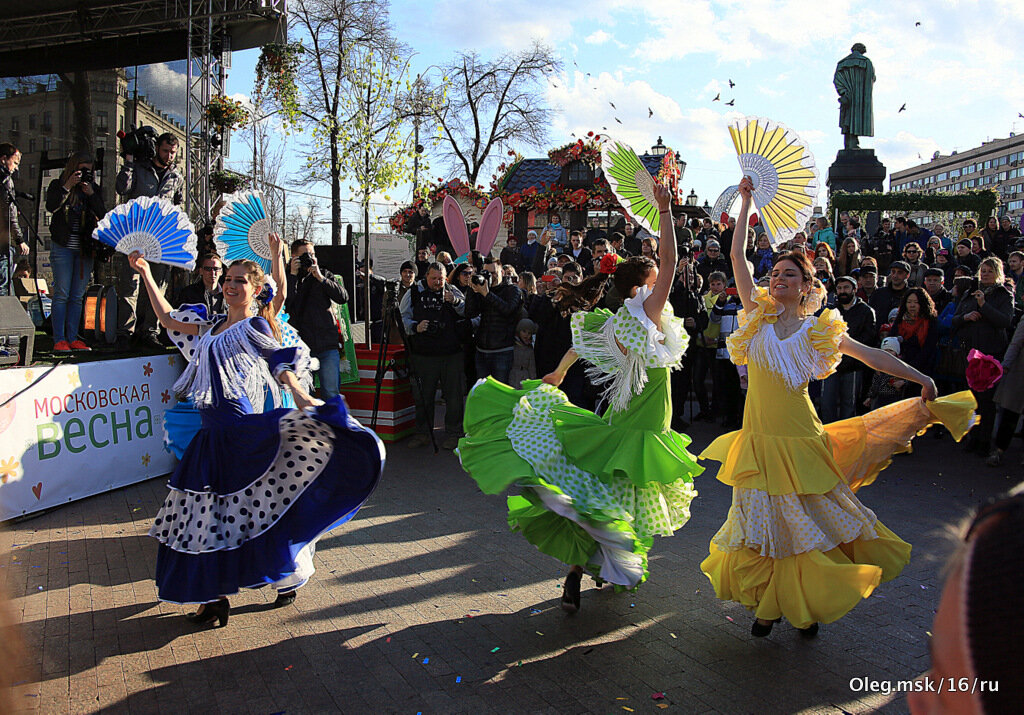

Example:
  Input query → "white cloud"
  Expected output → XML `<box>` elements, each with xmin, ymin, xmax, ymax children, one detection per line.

<box><xmin>585</xmin><ymin>30</ymin><xmax>612</xmax><ymax>45</ymax></box>
<box><xmin>138</xmin><ymin>62</ymin><xmax>188</xmax><ymax>121</ymax></box>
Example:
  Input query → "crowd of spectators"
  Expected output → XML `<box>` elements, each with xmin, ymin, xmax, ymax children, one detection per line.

<box><xmin>398</xmin><ymin>210</ymin><xmax>1023</xmax><ymax>466</ymax></box>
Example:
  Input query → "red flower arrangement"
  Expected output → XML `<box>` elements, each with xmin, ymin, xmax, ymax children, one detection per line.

<box><xmin>389</xmin><ymin>179</ymin><xmax>490</xmax><ymax>233</ymax></box>
<box><xmin>548</xmin><ymin>134</ymin><xmax>604</xmax><ymax>167</ymax></box>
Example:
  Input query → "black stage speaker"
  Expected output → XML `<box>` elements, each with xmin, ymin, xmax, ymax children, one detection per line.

<box><xmin>0</xmin><ymin>296</ymin><xmax>35</xmax><ymax>366</ymax></box>
<box><xmin>313</xmin><ymin>245</ymin><xmax>356</xmax><ymax>321</ymax></box>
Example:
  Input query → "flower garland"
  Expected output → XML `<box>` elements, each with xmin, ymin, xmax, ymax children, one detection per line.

<box><xmin>491</xmin><ymin>150</ymin><xmax>525</xmax><ymax>192</ymax></box>
<box><xmin>548</xmin><ymin>133</ymin><xmax>604</xmax><ymax>167</ymax></box>
<box><xmin>389</xmin><ymin>178</ymin><xmax>491</xmax><ymax>234</ymax></box>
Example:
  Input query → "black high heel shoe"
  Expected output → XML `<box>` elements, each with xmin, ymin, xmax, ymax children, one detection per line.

<box><xmin>186</xmin><ymin>598</ymin><xmax>230</xmax><ymax>628</ymax></box>
<box><xmin>798</xmin><ymin>623</ymin><xmax>819</xmax><ymax>639</ymax></box>
<box><xmin>274</xmin><ymin>590</ymin><xmax>297</xmax><ymax>608</ymax></box>
<box><xmin>751</xmin><ymin>618</ymin><xmax>780</xmax><ymax>637</ymax></box>
<box><xmin>561</xmin><ymin>571</ymin><xmax>582</xmax><ymax>614</ymax></box>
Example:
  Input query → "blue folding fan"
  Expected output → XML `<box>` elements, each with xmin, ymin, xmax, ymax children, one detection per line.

<box><xmin>93</xmin><ymin>196</ymin><xmax>198</xmax><ymax>269</ymax></box>
<box><xmin>213</xmin><ymin>191</ymin><xmax>273</xmax><ymax>273</ymax></box>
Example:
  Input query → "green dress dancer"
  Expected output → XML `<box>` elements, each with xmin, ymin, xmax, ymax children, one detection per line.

<box><xmin>457</xmin><ymin>248</ymin><xmax>703</xmax><ymax>612</ymax></box>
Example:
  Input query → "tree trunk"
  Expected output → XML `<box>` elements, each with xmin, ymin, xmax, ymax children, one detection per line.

<box><xmin>330</xmin><ymin>126</ymin><xmax>341</xmax><ymax>246</ymax></box>
<box><xmin>59</xmin><ymin>72</ymin><xmax>94</xmax><ymax>154</ymax></box>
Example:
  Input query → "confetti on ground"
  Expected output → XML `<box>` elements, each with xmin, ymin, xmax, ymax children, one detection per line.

<box><xmin>926</xmin><ymin>631</ymin><xmax>932</xmax><ymax>637</ymax></box>
<box><xmin>516</xmin><ymin>660</ymin><xmax>522</xmax><ymax>667</ymax></box>
<box><xmin>412</xmin><ymin>652</ymin><xmax>419</xmax><ymax>659</ymax></box>
<box><xmin>616</xmin><ymin>697</ymin><xmax>628</xmax><ymax>701</ymax></box>
<box><xmin>530</xmin><ymin>609</ymin><xmax>541</xmax><ymax>615</ymax></box>
<box><xmin>423</xmin><ymin>658</ymin><xmax>429</xmax><ymax>664</ymax></box>
<box><xmin>652</xmin><ymin>692</ymin><xmax>666</xmax><ymax>700</ymax></box>
<box><xmin>535</xmin><ymin>631</ymin><xmax>544</xmax><ymax>636</ymax></box>
<box><xmin>623</xmin><ymin>708</ymin><xmax>634</xmax><ymax>712</ymax></box>
<box><xmin>726</xmin><ymin>616</ymin><xmax>735</xmax><ymax>622</ymax></box>
<box><xmin>490</xmin><ymin>647</ymin><xmax>500</xmax><ymax>653</ymax></box>
<box><xmin>284</xmin><ymin>665</ymin><xmax>293</xmax><ymax>671</ymax></box>
<box><xmin>656</xmin><ymin>704</ymin><xmax>669</xmax><ymax>710</ymax></box>
<box><xmin>456</xmin><ymin>676</ymin><xmax>461</xmax><ymax>684</ymax></box>
<box><xmin>386</xmin><ymin>637</ymin><xmax>391</xmax><ymax>643</ymax></box>
<box><xmin>670</xmin><ymin>633</ymin><xmax>677</xmax><ymax>639</ymax></box>
<box><xmin>36</xmin><ymin>587</ymin><xmax>42</xmax><ymax>591</ymax></box>
<box><xmin>469</xmin><ymin>609</ymin><xmax>480</xmax><ymax>612</ymax></box>
<box><xmin>630</xmin><ymin>603</ymin><xmax>635</xmax><ymax>608</ymax></box>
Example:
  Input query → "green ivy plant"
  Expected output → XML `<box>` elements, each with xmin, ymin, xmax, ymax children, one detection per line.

<box><xmin>255</xmin><ymin>42</ymin><xmax>304</xmax><ymax>131</ymax></box>
<box><xmin>828</xmin><ymin>190</ymin><xmax>999</xmax><ymax>222</ymax></box>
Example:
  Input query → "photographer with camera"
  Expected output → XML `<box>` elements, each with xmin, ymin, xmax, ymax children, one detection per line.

<box><xmin>0</xmin><ymin>143</ymin><xmax>28</xmax><ymax>296</ymax></box>
<box><xmin>464</xmin><ymin>255</ymin><xmax>524</xmax><ymax>384</ymax></box>
<box><xmin>114</xmin><ymin>131</ymin><xmax>185</xmax><ymax>349</ymax></box>
<box><xmin>399</xmin><ymin>262</ymin><xmax>467</xmax><ymax>449</ymax></box>
<box><xmin>285</xmin><ymin>239</ymin><xmax>349</xmax><ymax>398</ymax></box>
<box><xmin>44</xmin><ymin>151</ymin><xmax>109</xmax><ymax>352</ymax></box>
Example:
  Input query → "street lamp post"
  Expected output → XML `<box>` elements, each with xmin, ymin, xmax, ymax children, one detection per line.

<box><xmin>686</xmin><ymin>189</ymin><xmax>699</xmax><ymax>207</ymax></box>
<box><xmin>650</xmin><ymin>136</ymin><xmax>668</xmax><ymax>157</ymax></box>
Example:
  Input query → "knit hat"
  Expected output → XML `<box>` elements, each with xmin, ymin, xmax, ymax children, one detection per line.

<box><xmin>963</xmin><ymin>489</ymin><xmax>1024</xmax><ymax>713</ymax></box>
<box><xmin>517</xmin><ymin>318</ymin><xmax>537</xmax><ymax>334</ymax></box>
<box><xmin>880</xmin><ymin>336</ymin><xmax>901</xmax><ymax>355</ymax></box>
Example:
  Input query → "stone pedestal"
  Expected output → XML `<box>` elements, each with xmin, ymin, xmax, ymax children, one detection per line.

<box><xmin>827</xmin><ymin>148</ymin><xmax>887</xmax><ymax>234</ymax></box>
<box><xmin>827</xmin><ymin>148</ymin><xmax>886</xmax><ymax>195</ymax></box>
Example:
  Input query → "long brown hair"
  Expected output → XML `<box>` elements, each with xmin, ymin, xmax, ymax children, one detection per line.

<box><xmin>553</xmin><ymin>272</ymin><xmax>612</xmax><ymax>314</ymax></box>
<box><xmin>59</xmin><ymin>150</ymin><xmax>94</xmax><ymax>184</ymax></box>
<box><xmin>230</xmin><ymin>259</ymin><xmax>282</xmax><ymax>342</ymax></box>
<box><xmin>613</xmin><ymin>256</ymin><xmax>657</xmax><ymax>296</ymax></box>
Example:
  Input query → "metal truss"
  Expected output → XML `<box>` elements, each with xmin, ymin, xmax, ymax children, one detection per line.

<box><xmin>0</xmin><ymin>2</ymin><xmax>285</xmax><ymax>53</ymax></box>
<box><xmin>186</xmin><ymin>0</ymin><xmax>225</xmax><ymax>221</ymax></box>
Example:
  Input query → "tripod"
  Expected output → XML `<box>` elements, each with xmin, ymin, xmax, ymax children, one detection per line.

<box><xmin>371</xmin><ymin>284</ymin><xmax>437</xmax><ymax>453</ymax></box>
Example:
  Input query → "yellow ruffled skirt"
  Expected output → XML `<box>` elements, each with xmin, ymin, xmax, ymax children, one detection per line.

<box><xmin>699</xmin><ymin>371</ymin><xmax>976</xmax><ymax>628</ymax></box>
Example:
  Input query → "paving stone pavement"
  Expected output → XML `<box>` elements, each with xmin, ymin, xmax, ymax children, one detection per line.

<box><xmin>1</xmin><ymin>416</ymin><xmax>1019</xmax><ymax>714</ymax></box>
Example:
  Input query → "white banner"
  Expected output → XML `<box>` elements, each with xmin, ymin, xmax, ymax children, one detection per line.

<box><xmin>0</xmin><ymin>354</ymin><xmax>185</xmax><ymax>521</ymax></box>
<box><xmin>370</xmin><ymin>233</ymin><xmax>414</xmax><ymax>280</ymax></box>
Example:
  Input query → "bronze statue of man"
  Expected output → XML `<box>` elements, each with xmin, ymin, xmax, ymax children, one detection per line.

<box><xmin>833</xmin><ymin>43</ymin><xmax>875</xmax><ymax>150</ymax></box>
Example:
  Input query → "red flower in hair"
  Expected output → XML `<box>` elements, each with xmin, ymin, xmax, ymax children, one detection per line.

<box><xmin>599</xmin><ymin>253</ymin><xmax>624</xmax><ymax>275</ymax></box>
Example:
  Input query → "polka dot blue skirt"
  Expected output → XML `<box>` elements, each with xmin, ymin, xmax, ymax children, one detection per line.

<box><xmin>150</xmin><ymin>396</ymin><xmax>384</xmax><ymax>604</ymax></box>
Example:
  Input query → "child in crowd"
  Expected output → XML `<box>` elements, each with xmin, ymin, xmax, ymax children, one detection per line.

<box><xmin>508</xmin><ymin>318</ymin><xmax>537</xmax><ymax>389</ymax></box>
<box><xmin>864</xmin><ymin>337</ymin><xmax>907</xmax><ymax>409</ymax></box>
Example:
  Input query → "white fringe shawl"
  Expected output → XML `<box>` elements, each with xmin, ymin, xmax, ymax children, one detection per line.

<box><xmin>174</xmin><ymin>319</ymin><xmax>284</xmax><ymax>410</ymax></box>
<box><xmin>745</xmin><ymin>318</ymin><xmax>832</xmax><ymax>391</ymax></box>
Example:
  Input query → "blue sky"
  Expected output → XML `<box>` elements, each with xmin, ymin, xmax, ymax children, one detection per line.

<box><xmin>139</xmin><ymin>0</ymin><xmax>1024</xmax><ymax>236</ymax></box>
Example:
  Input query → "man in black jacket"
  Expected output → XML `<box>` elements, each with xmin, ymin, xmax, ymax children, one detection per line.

<box><xmin>465</xmin><ymin>255</ymin><xmax>523</xmax><ymax>384</ymax></box>
<box><xmin>821</xmin><ymin>276</ymin><xmax>876</xmax><ymax>422</ymax></box>
<box><xmin>869</xmin><ymin>260</ymin><xmax>910</xmax><ymax>331</ymax></box>
<box><xmin>399</xmin><ymin>262</ymin><xmax>466</xmax><ymax>449</ymax></box>
<box><xmin>174</xmin><ymin>253</ymin><xmax>224</xmax><ymax>314</ymax></box>
<box><xmin>669</xmin><ymin>249</ymin><xmax>708</xmax><ymax>429</ymax></box>
<box><xmin>696</xmin><ymin>240</ymin><xmax>732</xmax><ymax>286</ymax></box>
<box><xmin>286</xmin><ymin>239</ymin><xmax>349</xmax><ymax>398</ymax></box>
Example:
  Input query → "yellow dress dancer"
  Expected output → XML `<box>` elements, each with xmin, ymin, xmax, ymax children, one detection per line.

<box><xmin>699</xmin><ymin>177</ymin><xmax>977</xmax><ymax>637</ymax></box>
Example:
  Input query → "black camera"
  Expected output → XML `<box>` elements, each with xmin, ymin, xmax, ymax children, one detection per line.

<box><xmin>117</xmin><ymin>125</ymin><xmax>157</xmax><ymax>162</ymax></box>
<box><xmin>78</xmin><ymin>168</ymin><xmax>94</xmax><ymax>184</ymax></box>
<box><xmin>423</xmin><ymin>321</ymin><xmax>441</xmax><ymax>335</ymax></box>
<box><xmin>298</xmin><ymin>252</ymin><xmax>315</xmax><ymax>271</ymax></box>
<box><xmin>470</xmin><ymin>273</ymin><xmax>488</xmax><ymax>286</ymax></box>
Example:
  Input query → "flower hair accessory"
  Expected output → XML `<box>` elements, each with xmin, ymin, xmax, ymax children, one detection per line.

<box><xmin>966</xmin><ymin>349</ymin><xmax>1003</xmax><ymax>392</ymax></box>
<box><xmin>599</xmin><ymin>253</ymin><xmax>624</xmax><ymax>275</ymax></box>
<box><xmin>257</xmin><ymin>275</ymin><xmax>277</xmax><ymax>306</ymax></box>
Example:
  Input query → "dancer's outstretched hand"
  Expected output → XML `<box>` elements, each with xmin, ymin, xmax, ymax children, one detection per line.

<box><xmin>920</xmin><ymin>378</ymin><xmax>937</xmax><ymax>402</ymax></box>
<box><xmin>542</xmin><ymin>371</ymin><xmax>564</xmax><ymax>387</ymax></box>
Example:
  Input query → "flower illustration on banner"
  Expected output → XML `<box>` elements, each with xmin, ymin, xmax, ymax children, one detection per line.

<box><xmin>0</xmin><ymin>457</ymin><xmax>19</xmax><ymax>484</ymax></box>
<box><xmin>24</xmin><ymin>370</ymin><xmax>33</xmax><ymax>383</ymax></box>
<box><xmin>143</xmin><ymin>362</ymin><xmax>154</xmax><ymax>377</ymax></box>
<box><xmin>141</xmin><ymin>454</ymin><xmax>151</xmax><ymax>467</ymax></box>
<box><xmin>167</xmin><ymin>355</ymin><xmax>177</xmax><ymax>367</ymax></box>
<box><xmin>0</xmin><ymin>393</ymin><xmax>16</xmax><ymax>435</ymax></box>
<box><xmin>161</xmin><ymin>390</ymin><xmax>171</xmax><ymax>404</ymax></box>
<box><xmin>67</xmin><ymin>371</ymin><xmax>80</xmax><ymax>388</ymax></box>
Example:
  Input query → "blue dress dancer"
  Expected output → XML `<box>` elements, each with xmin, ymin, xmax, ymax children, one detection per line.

<box><xmin>130</xmin><ymin>247</ymin><xmax>384</xmax><ymax>627</ymax></box>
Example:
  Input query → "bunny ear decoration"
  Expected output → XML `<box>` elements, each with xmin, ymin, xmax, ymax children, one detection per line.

<box><xmin>474</xmin><ymin>197</ymin><xmax>504</xmax><ymax>257</ymax></box>
<box><xmin>442</xmin><ymin>195</ymin><xmax>472</xmax><ymax>259</ymax></box>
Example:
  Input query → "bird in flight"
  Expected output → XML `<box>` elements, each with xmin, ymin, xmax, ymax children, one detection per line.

<box><xmin>915</xmin><ymin>21</ymin><xmax>921</xmax><ymax>26</ymax></box>
<box><xmin>898</xmin><ymin>103</ymin><xmax>906</xmax><ymax>113</ymax></box>
<box><xmin>713</xmin><ymin>93</ymin><xmax>721</xmax><ymax>102</ymax></box>
<box><xmin>1018</xmin><ymin>113</ymin><xmax>1024</xmax><ymax>119</ymax></box>
<box><xmin>728</xmin><ymin>79</ymin><xmax>735</xmax><ymax>88</ymax></box>
<box><xmin>615</xmin><ymin>117</ymin><xmax>622</xmax><ymax>124</ymax></box>
<box><xmin>648</xmin><ymin>107</ymin><xmax>654</xmax><ymax>118</ymax></box>
<box><xmin>725</xmin><ymin>99</ymin><xmax>735</xmax><ymax>106</ymax></box>
<box><xmin>609</xmin><ymin>101</ymin><xmax>616</xmax><ymax>109</ymax></box>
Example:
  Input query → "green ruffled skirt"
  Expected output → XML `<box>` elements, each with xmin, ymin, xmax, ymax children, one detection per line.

<box><xmin>457</xmin><ymin>369</ymin><xmax>703</xmax><ymax>588</ymax></box>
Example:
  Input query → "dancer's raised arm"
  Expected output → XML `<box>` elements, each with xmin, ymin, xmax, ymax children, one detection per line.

<box><xmin>644</xmin><ymin>182</ymin><xmax>678</xmax><ymax>327</ymax></box>
<box><xmin>839</xmin><ymin>335</ymin><xmax>938</xmax><ymax>400</ymax></box>
<box><xmin>731</xmin><ymin>177</ymin><xmax>756</xmax><ymax>312</ymax></box>
<box><xmin>128</xmin><ymin>251</ymin><xmax>199</xmax><ymax>335</ymax></box>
